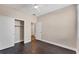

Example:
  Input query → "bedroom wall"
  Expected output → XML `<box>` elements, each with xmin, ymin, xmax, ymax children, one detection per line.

<box><xmin>38</xmin><ymin>5</ymin><xmax>76</xmax><ymax>50</ymax></box>
<box><xmin>0</xmin><ymin>5</ymin><xmax>37</xmax><ymax>50</ymax></box>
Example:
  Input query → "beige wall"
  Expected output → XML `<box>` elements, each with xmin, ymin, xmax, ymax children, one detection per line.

<box><xmin>0</xmin><ymin>5</ymin><xmax>37</xmax><ymax>44</ymax></box>
<box><xmin>38</xmin><ymin>5</ymin><xmax>76</xmax><ymax>49</ymax></box>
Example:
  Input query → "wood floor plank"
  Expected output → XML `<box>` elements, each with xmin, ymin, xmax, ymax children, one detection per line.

<box><xmin>0</xmin><ymin>40</ymin><xmax>76</xmax><ymax>54</ymax></box>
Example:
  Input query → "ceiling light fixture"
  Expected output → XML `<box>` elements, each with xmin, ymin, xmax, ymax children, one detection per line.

<box><xmin>34</xmin><ymin>4</ymin><xmax>39</xmax><ymax>9</ymax></box>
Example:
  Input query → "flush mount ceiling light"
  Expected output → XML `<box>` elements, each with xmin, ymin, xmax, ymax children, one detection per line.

<box><xmin>34</xmin><ymin>4</ymin><xmax>39</xmax><ymax>9</ymax></box>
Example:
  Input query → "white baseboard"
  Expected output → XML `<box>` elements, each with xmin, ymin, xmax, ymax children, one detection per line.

<box><xmin>0</xmin><ymin>40</ymin><xmax>31</xmax><ymax>50</ymax></box>
<box><xmin>15</xmin><ymin>40</ymin><xmax>24</xmax><ymax>43</ymax></box>
<box><xmin>24</xmin><ymin>40</ymin><xmax>31</xmax><ymax>44</ymax></box>
<box><xmin>0</xmin><ymin>44</ymin><xmax>14</xmax><ymax>50</ymax></box>
<box><xmin>40</xmin><ymin>39</ymin><xmax>77</xmax><ymax>52</ymax></box>
<box><xmin>15</xmin><ymin>39</ymin><xmax>31</xmax><ymax>44</ymax></box>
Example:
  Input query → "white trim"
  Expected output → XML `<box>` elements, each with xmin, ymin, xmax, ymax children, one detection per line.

<box><xmin>15</xmin><ymin>40</ymin><xmax>24</xmax><ymax>43</ymax></box>
<box><xmin>76</xmin><ymin>50</ymin><xmax>79</xmax><ymax>54</ymax></box>
<box><xmin>24</xmin><ymin>39</ymin><xmax>31</xmax><ymax>44</ymax></box>
<box><xmin>40</xmin><ymin>39</ymin><xmax>77</xmax><ymax>52</ymax></box>
<box><xmin>0</xmin><ymin>44</ymin><xmax>14</xmax><ymax>50</ymax></box>
<box><xmin>15</xmin><ymin>40</ymin><xmax>31</xmax><ymax>44</ymax></box>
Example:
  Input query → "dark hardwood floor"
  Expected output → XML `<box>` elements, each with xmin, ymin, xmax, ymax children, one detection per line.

<box><xmin>0</xmin><ymin>40</ymin><xmax>76</xmax><ymax>54</ymax></box>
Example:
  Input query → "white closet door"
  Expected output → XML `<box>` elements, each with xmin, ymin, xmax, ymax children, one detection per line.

<box><xmin>0</xmin><ymin>16</ymin><xmax>15</xmax><ymax>50</ymax></box>
<box><xmin>15</xmin><ymin>27</ymin><xmax>21</xmax><ymax>43</ymax></box>
<box><xmin>35</xmin><ymin>22</ymin><xmax>42</xmax><ymax>40</ymax></box>
<box><xmin>15</xmin><ymin>21</ymin><xmax>21</xmax><ymax>43</ymax></box>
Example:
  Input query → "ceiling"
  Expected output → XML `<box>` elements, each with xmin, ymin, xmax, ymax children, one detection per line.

<box><xmin>1</xmin><ymin>4</ymin><xmax>71</xmax><ymax>16</ymax></box>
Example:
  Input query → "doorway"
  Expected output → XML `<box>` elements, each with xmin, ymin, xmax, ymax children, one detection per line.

<box><xmin>31</xmin><ymin>23</ymin><xmax>36</xmax><ymax>41</ymax></box>
<box><xmin>31</xmin><ymin>23</ymin><xmax>37</xmax><ymax>53</ymax></box>
<box><xmin>15</xmin><ymin>19</ymin><xmax>24</xmax><ymax>44</ymax></box>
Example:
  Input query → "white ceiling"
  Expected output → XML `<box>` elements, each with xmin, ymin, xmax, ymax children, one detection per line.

<box><xmin>1</xmin><ymin>4</ymin><xmax>71</xmax><ymax>16</ymax></box>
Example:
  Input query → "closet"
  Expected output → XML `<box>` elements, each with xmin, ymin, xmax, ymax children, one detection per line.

<box><xmin>15</xmin><ymin>19</ymin><xmax>24</xmax><ymax>43</ymax></box>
